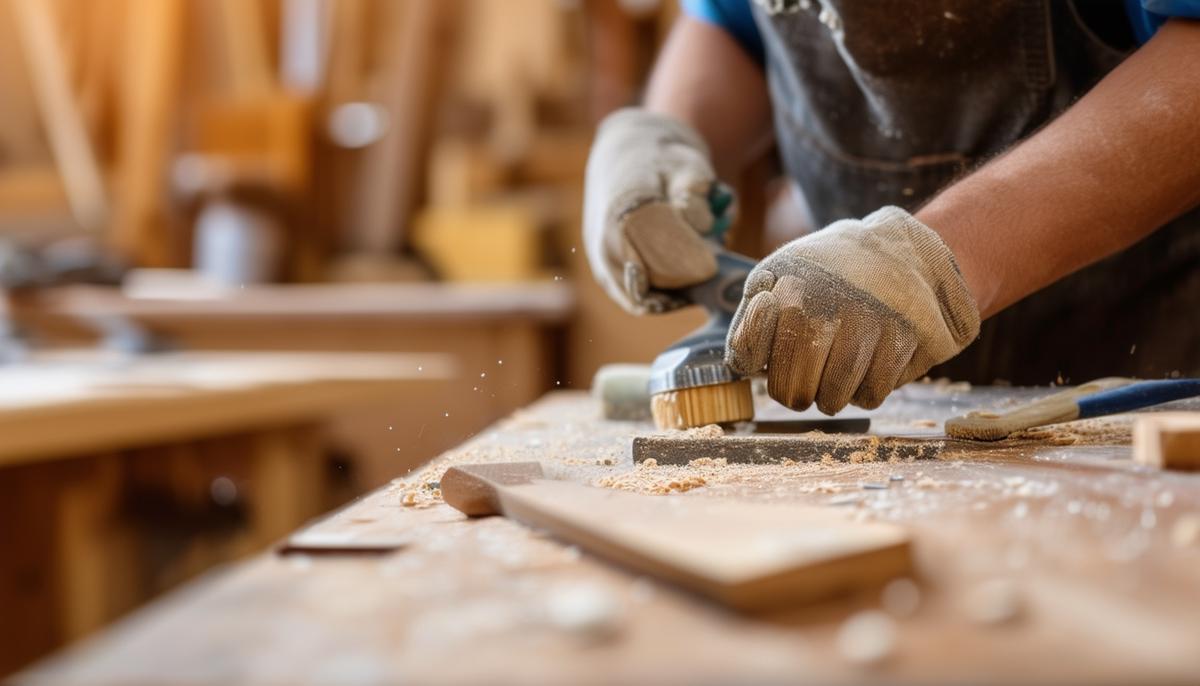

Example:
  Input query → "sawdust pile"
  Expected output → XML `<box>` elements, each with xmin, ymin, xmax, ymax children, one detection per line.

<box><xmin>676</xmin><ymin>424</ymin><xmax>725</xmax><ymax>439</ymax></box>
<box><xmin>397</xmin><ymin>475</ymin><xmax>444</xmax><ymax>508</ymax></box>
<box><xmin>597</xmin><ymin>458</ymin><xmax>715</xmax><ymax>494</ymax></box>
<box><xmin>1007</xmin><ymin>416</ymin><xmax>1133</xmax><ymax>447</ymax></box>
<box><xmin>595</xmin><ymin>456</ymin><xmax>869</xmax><ymax>497</ymax></box>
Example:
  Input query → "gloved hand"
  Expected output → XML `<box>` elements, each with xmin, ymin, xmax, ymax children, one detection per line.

<box><xmin>726</xmin><ymin>207</ymin><xmax>980</xmax><ymax>414</ymax></box>
<box><xmin>583</xmin><ymin>108</ymin><xmax>732</xmax><ymax>314</ymax></box>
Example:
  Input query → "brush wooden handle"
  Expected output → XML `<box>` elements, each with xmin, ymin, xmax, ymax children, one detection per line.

<box><xmin>441</xmin><ymin>462</ymin><xmax>913</xmax><ymax>612</ymax></box>
<box><xmin>947</xmin><ymin>377</ymin><xmax>1200</xmax><ymax>441</ymax></box>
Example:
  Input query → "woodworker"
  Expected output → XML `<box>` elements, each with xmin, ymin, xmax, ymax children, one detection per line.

<box><xmin>584</xmin><ymin>1</ymin><xmax>1200</xmax><ymax>414</ymax></box>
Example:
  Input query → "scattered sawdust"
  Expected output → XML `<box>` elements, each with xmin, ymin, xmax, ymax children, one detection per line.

<box><xmin>1047</xmin><ymin>433</ymin><xmax>1078</xmax><ymax>446</ymax></box>
<box><xmin>687</xmin><ymin>457</ymin><xmax>727</xmax><ymax>468</ymax></box>
<box><xmin>660</xmin><ymin>477</ymin><xmax>706</xmax><ymax>494</ymax></box>
<box><xmin>597</xmin><ymin>462</ymin><xmax>708</xmax><ymax>495</ymax></box>
<box><xmin>1010</xmin><ymin>428</ymin><xmax>1055</xmax><ymax>441</ymax></box>
<box><xmin>1007</xmin><ymin>417</ymin><xmax>1131</xmax><ymax>446</ymax></box>
<box><xmin>397</xmin><ymin>474</ymin><xmax>445</xmax><ymax>508</ymax></box>
<box><xmin>676</xmin><ymin>424</ymin><xmax>724</xmax><ymax>439</ymax></box>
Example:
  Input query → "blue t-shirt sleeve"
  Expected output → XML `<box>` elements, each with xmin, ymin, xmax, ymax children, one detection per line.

<box><xmin>683</xmin><ymin>0</ymin><xmax>1196</xmax><ymax>61</ymax></box>
<box><xmin>682</xmin><ymin>0</ymin><xmax>765</xmax><ymax>64</ymax></box>
<box><xmin>1126</xmin><ymin>0</ymin><xmax>1200</xmax><ymax>43</ymax></box>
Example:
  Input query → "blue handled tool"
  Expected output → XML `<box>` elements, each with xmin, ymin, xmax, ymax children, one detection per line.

<box><xmin>945</xmin><ymin>377</ymin><xmax>1200</xmax><ymax>441</ymax></box>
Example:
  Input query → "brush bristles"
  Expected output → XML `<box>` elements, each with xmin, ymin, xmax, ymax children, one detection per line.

<box><xmin>651</xmin><ymin>380</ymin><xmax>754</xmax><ymax>430</ymax></box>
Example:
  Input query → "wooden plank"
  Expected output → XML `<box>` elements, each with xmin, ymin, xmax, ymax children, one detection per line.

<box><xmin>350</xmin><ymin>0</ymin><xmax>453</xmax><ymax>253</ymax></box>
<box><xmin>0</xmin><ymin>351</ymin><xmax>455</xmax><ymax>468</ymax></box>
<box><xmin>215</xmin><ymin>0</ymin><xmax>274</xmax><ymax>99</ymax></box>
<box><xmin>54</xmin><ymin>454</ymin><xmax>129</xmax><ymax>641</ymax></box>
<box><xmin>15</xmin><ymin>281</ymin><xmax>574</xmax><ymax>322</ymax></box>
<box><xmin>112</xmin><ymin>0</ymin><xmax>185</xmax><ymax>266</ymax></box>
<box><xmin>247</xmin><ymin>423</ymin><xmax>326</xmax><ymax>547</ymax></box>
<box><xmin>9</xmin><ymin>0</ymin><xmax>109</xmax><ymax>231</ymax></box>
<box><xmin>442</xmin><ymin>461</ymin><xmax>912</xmax><ymax>611</ymax></box>
<box><xmin>0</xmin><ymin>0</ymin><xmax>44</xmax><ymax>165</ymax></box>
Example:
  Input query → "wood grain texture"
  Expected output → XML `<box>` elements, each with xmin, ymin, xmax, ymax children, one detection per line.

<box><xmin>9</xmin><ymin>0</ymin><xmax>109</xmax><ymax>232</ymax></box>
<box><xmin>0</xmin><ymin>351</ymin><xmax>453</xmax><ymax>467</ymax></box>
<box><xmin>112</xmin><ymin>0</ymin><xmax>184</xmax><ymax>265</ymax></box>
<box><xmin>15</xmin><ymin>281</ymin><xmax>573</xmax><ymax>323</ymax></box>
<box><xmin>17</xmin><ymin>389</ymin><xmax>1200</xmax><ymax>685</ymax></box>
<box><xmin>442</xmin><ymin>462</ymin><xmax>912</xmax><ymax>611</ymax></box>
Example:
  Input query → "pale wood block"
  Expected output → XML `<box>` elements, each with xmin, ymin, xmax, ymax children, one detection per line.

<box><xmin>1134</xmin><ymin>412</ymin><xmax>1200</xmax><ymax>471</ymax></box>
<box><xmin>442</xmin><ymin>462</ymin><xmax>913</xmax><ymax>612</ymax></box>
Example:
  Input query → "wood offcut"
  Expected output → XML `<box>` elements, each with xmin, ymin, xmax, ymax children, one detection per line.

<box><xmin>441</xmin><ymin>461</ymin><xmax>912</xmax><ymax>612</ymax></box>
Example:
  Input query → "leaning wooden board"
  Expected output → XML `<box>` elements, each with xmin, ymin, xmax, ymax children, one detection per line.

<box><xmin>16</xmin><ymin>387</ymin><xmax>1200</xmax><ymax>685</ymax></box>
<box><xmin>441</xmin><ymin>462</ymin><xmax>912</xmax><ymax>611</ymax></box>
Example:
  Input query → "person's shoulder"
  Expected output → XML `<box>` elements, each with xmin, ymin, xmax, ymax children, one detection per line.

<box><xmin>682</xmin><ymin>0</ymin><xmax>764</xmax><ymax>64</ymax></box>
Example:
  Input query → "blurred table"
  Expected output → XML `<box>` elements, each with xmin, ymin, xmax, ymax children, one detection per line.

<box><xmin>13</xmin><ymin>281</ymin><xmax>574</xmax><ymax>488</ymax></box>
<box><xmin>0</xmin><ymin>350</ymin><xmax>450</xmax><ymax>676</ymax></box>
<box><xmin>15</xmin><ymin>387</ymin><xmax>1200</xmax><ymax>684</ymax></box>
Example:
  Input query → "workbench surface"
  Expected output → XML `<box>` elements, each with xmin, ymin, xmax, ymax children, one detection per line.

<box><xmin>19</xmin><ymin>385</ymin><xmax>1200</xmax><ymax>685</ymax></box>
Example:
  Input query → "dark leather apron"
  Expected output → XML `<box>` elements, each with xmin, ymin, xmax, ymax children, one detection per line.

<box><xmin>750</xmin><ymin>0</ymin><xmax>1200</xmax><ymax>384</ymax></box>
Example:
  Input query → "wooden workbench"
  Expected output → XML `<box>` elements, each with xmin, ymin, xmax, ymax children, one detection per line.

<box><xmin>12</xmin><ymin>280</ymin><xmax>574</xmax><ymax>488</ymax></box>
<box><xmin>16</xmin><ymin>384</ymin><xmax>1200</xmax><ymax>685</ymax></box>
<box><xmin>0</xmin><ymin>351</ymin><xmax>452</xmax><ymax>675</ymax></box>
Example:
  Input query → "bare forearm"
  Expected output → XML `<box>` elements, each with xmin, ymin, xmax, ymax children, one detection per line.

<box><xmin>644</xmin><ymin>17</ymin><xmax>773</xmax><ymax>179</ymax></box>
<box><xmin>918</xmin><ymin>19</ymin><xmax>1200</xmax><ymax>318</ymax></box>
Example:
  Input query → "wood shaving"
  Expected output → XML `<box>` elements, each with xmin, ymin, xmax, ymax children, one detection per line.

<box><xmin>598</xmin><ymin>471</ymin><xmax>707</xmax><ymax>495</ymax></box>
<box><xmin>676</xmin><ymin>424</ymin><xmax>725</xmax><ymax>439</ymax></box>
<box><xmin>394</xmin><ymin>471</ymin><xmax>447</xmax><ymax>508</ymax></box>
<box><xmin>1047</xmin><ymin>433</ymin><xmax>1078</xmax><ymax>446</ymax></box>
<box><xmin>1006</xmin><ymin>417</ymin><xmax>1131</xmax><ymax>446</ymax></box>
<box><xmin>662</xmin><ymin>477</ymin><xmax>707</xmax><ymax>494</ymax></box>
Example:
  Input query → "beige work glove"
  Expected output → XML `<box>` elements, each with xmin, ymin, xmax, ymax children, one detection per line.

<box><xmin>583</xmin><ymin>108</ymin><xmax>730</xmax><ymax>314</ymax></box>
<box><xmin>726</xmin><ymin>207</ymin><xmax>980</xmax><ymax>414</ymax></box>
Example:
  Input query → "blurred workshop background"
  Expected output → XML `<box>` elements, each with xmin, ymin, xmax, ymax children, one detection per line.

<box><xmin>0</xmin><ymin>0</ymin><xmax>802</xmax><ymax>675</ymax></box>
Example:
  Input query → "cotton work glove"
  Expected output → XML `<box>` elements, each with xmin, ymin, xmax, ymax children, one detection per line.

<box><xmin>726</xmin><ymin>207</ymin><xmax>980</xmax><ymax>414</ymax></box>
<box><xmin>583</xmin><ymin>108</ymin><xmax>733</xmax><ymax>314</ymax></box>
